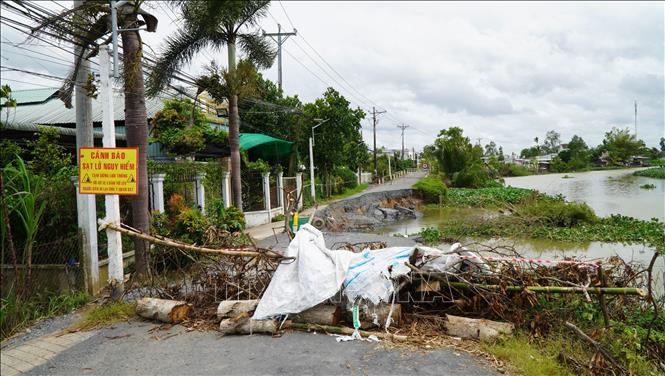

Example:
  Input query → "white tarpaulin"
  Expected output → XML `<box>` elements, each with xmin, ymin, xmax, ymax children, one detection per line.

<box><xmin>342</xmin><ymin>247</ymin><xmax>415</xmax><ymax>305</ymax></box>
<box><xmin>252</xmin><ymin>224</ymin><xmax>356</xmax><ymax>320</ymax></box>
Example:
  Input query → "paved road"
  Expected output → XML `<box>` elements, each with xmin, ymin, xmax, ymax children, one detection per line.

<box><xmin>2</xmin><ymin>170</ymin><xmax>499</xmax><ymax>376</ymax></box>
<box><xmin>247</xmin><ymin>170</ymin><xmax>427</xmax><ymax>241</ymax></box>
<box><xmin>19</xmin><ymin>321</ymin><xmax>498</xmax><ymax>376</ymax></box>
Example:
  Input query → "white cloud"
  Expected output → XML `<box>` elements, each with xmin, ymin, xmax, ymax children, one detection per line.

<box><xmin>1</xmin><ymin>1</ymin><xmax>663</xmax><ymax>154</ymax></box>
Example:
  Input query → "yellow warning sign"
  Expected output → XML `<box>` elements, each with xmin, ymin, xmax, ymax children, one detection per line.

<box><xmin>78</xmin><ymin>147</ymin><xmax>138</xmax><ymax>195</ymax></box>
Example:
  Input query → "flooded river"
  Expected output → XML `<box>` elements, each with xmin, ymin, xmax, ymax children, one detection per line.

<box><xmin>377</xmin><ymin>168</ymin><xmax>665</xmax><ymax>291</ymax></box>
<box><xmin>504</xmin><ymin>168</ymin><xmax>665</xmax><ymax>222</ymax></box>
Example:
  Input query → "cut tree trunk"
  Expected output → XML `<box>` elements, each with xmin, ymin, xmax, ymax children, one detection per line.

<box><xmin>121</xmin><ymin>11</ymin><xmax>150</xmax><ymax>277</ymax></box>
<box><xmin>445</xmin><ymin>314</ymin><xmax>513</xmax><ymax>340</ymax></box>
<box><xmin>136</xmin><ymin>298</ymin><xmax>192</xmax><ymax>323</ymax></box>
<box><xmin>217</xmin><ymin>300</ymin><xmax>259</xmax><ymax>320</ymax></box>
<box><xmin>293</xmin><ymin>304</ymin><xmax>341</xmax><ymax>326</ymax></box>
<box><xmin>219</xmin><ymin>315</ymin><xmax>278</xmax><ymax>335</ymax></box>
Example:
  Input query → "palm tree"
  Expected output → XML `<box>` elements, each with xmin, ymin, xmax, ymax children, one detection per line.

<box><xmin>30</xmin><ymin>1</ymin><xmax>157</xmax><ymax>277</ymax></box>
<box><xmin>147</xmin><ymin>1</ymin><xmax>275</xmax><ymax>210</ymax></box>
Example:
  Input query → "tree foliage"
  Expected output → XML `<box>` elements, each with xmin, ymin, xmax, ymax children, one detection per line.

<box><xmin>432</xmin><ymin>127</ymin><xmax>493</xmax><ymax>188</ymax></box>
<box><xmin>602</xmin><ymin>127</ymin><xmax>645</xmax><ymax>165</ymax></box>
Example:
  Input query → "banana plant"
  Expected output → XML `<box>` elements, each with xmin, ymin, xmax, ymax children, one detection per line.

<box><xmin>3</xmin><ymin>156</ymin><xmax>46</xmax><ymax>295</ymax></box>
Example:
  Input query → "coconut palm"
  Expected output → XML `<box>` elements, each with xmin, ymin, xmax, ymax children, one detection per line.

<box><xmin>29</xmin><ymin>1</ymin><xmax>157</xmax><ymax>277</ymax></box>
<box><xmin>146</xmin><ymin>0</ymin><xmax>275</xmax><ymax>210</ymax></box>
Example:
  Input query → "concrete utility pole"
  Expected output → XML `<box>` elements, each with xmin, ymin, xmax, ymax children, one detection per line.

<box><xmin>74</xmin><ymin>0</ymin><xmax>99</xmax><ymax>294</ymax></box>
<box><xmin>397</xmin><ymin>124</ymin><xmax>410</xmax><ymax>160</ymax></box>
<box><xmin>99</xmin><ymin>46</ymin><xmax>124</xmax><ymax>299</ymax></box>
<box><xmin>370</xmin><ymin>107</ymin><xmax>386</xmax><ymax>177</ymax></box>
<box><xmin>634</xmin><ymin>100</ymin><xmax>638</xmax><ymax>138</ymax></box>
<box><xmin>309</xmin><ymin>118</ymin><xmax>329</xmax><ymax>203</ymax></box>
<box><xmin>263</xmin><ymin>24</ymin><xmax>297</xmax><ymax>91</ymax></box>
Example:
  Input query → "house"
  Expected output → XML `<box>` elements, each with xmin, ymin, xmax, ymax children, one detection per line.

<box><xmin>1</xmin><ymin>87</ymin><xmax>293</xmax><ymax>162</ymax></box>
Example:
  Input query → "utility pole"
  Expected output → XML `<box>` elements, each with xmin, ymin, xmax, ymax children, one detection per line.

<box><xmin>371</xmin><ymin>106</ymin><xmax>386</xmax><ymax>177</ymax></box>
<box><xmin>634</xmin><ymin>100</ymin><xmax>638</xmax><ymax>138</ymax></box>
<box><xmin>397</xmin><ymin>124</ymin><xmax>410</xmax><ymax>160</ymax></box>
<box><xmin>263</xmin><ymin>24</ymin><xmax>297</xmax><ymax>91</ymax></box>
<box><xmin>74</xmin><ymin>0</ymin><xmax>98</xmax><ymax>294</ymax></box>
<box><xmin>99</xmin><ymin>46</ymin><xmax>123</xmax><ymax>299</ymax></box>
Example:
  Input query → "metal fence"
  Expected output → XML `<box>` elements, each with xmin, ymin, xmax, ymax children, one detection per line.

<box><xmin>241</xmin><ymin>171</ymin><xmax>264</xmax><ymax>212</ymax></box>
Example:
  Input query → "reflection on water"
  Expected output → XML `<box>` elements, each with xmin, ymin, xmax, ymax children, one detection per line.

<box><xmin>504</xmin><ymin>168</ymin><xmax>665</xmax><ymax>221</ymax></box>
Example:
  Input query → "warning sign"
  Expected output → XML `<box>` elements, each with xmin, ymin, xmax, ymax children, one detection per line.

<box><xmin>78</xmin><ymin>147</ymin><xmax>138</xmax><ymax>195</ymax></box>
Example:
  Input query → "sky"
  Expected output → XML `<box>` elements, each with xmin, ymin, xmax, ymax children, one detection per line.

<box><xmin>1</xmin><ymin>1</ymin><xmax>663</xmax><ymax>155</ymax></box>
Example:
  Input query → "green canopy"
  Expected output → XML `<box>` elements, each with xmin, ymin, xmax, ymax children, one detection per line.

<box><xmin>239</xmin><ymin>133</ymin><xmax>294</xmax><ymax>160</ymax></box>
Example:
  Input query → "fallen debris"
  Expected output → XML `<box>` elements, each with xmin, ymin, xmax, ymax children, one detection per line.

<box><xmin>293</xmin><ymin>304</ymin><xmax>342</xmax><ymax>326</ymax></box>
<box><xmin>290</xmin><ymin>323</ymin><xmax>407</xmax><ymax>342</ymax></box>
<box><xmin>219</xmin><ymin>315</ymin><xmax>278</xmax><ymax>335</ymax></box>
<box><xmin>217</xmin><ymin>300</ymin><xmax>260</xmax><ymax>320</ymax></box>
<box><xmin>136</xmin><ymin>298</ymin><xmax>192</xmax><ymax>323</ymax></box>
<box><xmin>444</xmin><ymin>314</ymin><xmax>513</xmax><ymax>340</ymax></box>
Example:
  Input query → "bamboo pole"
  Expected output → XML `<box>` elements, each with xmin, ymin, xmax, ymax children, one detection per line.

<box><xmin>407</xmin><ymin>264</ymin><xmax>646</xmax><ymax>297</ymax></box>
<box><xmin>444</xmin><ymin>281</ymin><xmax>646</xmax><ymax>296</ymax></box>
<box><xmin>98</xmin><ymin>220</ymin><xmax>286</xmax><ymax>259</ymax></box>
<box><xmin>289</xmin><ymin>323</ymin><xmax>407</xmax><ymax>342</ymax></box>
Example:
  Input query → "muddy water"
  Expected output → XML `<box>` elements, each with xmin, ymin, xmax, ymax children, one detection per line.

<box><xmin>377</xmin><ymin>207</ymin><xmax>665</xmax><ymax>294</ymax></box>
<box><xmin>504</xmin><ymin>168</ymin><xmax>665</xmax><ymax>222</ymax></box>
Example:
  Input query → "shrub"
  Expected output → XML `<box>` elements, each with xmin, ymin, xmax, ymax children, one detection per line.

<box><xmin>634</xmin><ymin>167</ymin><xmax>665</xmax><ymax>179</ymax></box>
<box><xmin>413</xmin><ymin>175</ymin><xmax>448</xmax><ymax>203</ymax></box>
<box><xmin>209</xmin><ymin>199</ymin><xmax>245</xmax><ymax>232</ymax></box>
<box><xmin>419</xmin><ymin>227</ymin><xmax>442</xmax><ymax>245</ymax></box>
<box><xmin>500</xmin><ymin>164</ymin><xmax>532</xmax><ymax>177</ymax></box>
<box><xmin>518</xmin><ymin>200</ymin><xmax>597</xmax><ymax>227</ymax></box>
<box><xmin>334</xmin><ymin>166</ymin><xmax>358</xmax><ymax>191</ymax></box>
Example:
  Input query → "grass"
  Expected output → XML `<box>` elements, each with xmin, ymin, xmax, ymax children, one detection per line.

<box><xmin>482</xmin><ymin>334</ymin><xmax>571</xmax><ymax>376</ymax></box>
<box><xmin>318</xmin><ymin>183</ymin><xmax>369</xmax><ymax>204</ymax></box>
<box><xmin>69</xmin><ymin>302</ymin><xmax>135</xmax><ymax>331</ymax></box>
<box><xmin>634</xmin><ymin>167</ymin><xmax>665</xmax><ymax>179</ymax></box>
<box><xmin>1</xmin><ymin>291</ymin><xmax>90</xmax><ymax>340</ymax></box>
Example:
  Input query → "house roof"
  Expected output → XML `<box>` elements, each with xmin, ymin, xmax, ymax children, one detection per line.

<box><xmin>3</xmin><ymin>87</ymin><xmax>171</xmax><ymax>128</ymax></box>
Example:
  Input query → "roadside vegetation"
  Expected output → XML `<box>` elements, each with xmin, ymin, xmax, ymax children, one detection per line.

<box><xmin>634</xmin><ymin>167</ymin><xmax>665</xmax><ymax>179</ymax></box>
<box><xmin>70</xmin><ymin>302</ymin><xmax>135</xmax><ymax>332</ymax></box>
<box><xmin>413</xmin><ymin>127</ymin><xmax>665</xmax><ymax>373</ymax></box>
<box><xmin>1</xmin><ymin>291</ymin><xmax>89</xmax><ymax>340</ymax></box>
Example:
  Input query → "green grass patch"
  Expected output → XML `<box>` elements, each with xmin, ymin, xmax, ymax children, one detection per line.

<box><xmin>634</xmin><ymin>167</ymin><xmax>665</xmax><ymax>179</ymax></box>
<box><xmin>482</xmin><ymin>334</ymin><xmax>571</xmax><ymax>376</ymax></box>
<box><xmin>70</xmin><ymin>302</ymin><xmax>135</xmax><ymax>331</ymax></box>
<box><xmin>1</xmin><ymin>291</ymin><xmax>90</xmax><ymax>340</ymax></box>
<box><xmin>319</xmin><ymin>183</ymin><xmax>369</xmax><ymax>204</ymax></box>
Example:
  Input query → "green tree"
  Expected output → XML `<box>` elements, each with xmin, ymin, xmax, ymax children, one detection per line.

<box><xmin>302</xmin><ymin>88</ymin><xmax>365</xmax><ymax>196</ymax></box>
<box><xmin>31</xmin><ymin>1</ymin><xmax>158</xmax><ymax>276</ymax></box>
<box><xmin>433</xmin><ymin>127</ymin><xmax>491</xmax><ymax>187</ymax></box>
<box><xmin>147</xmin><ymin>0</ymin><xmax>276</xmax><ymax>210</ymax></box>
<box><xmin>520</xmin><ymin>146</ymin><xmax>541</xmax><ymax>159</ymax></box>
<box><xmin>602</xmin><ymin>127</ymin><xmax>645</xmax><ymax>165</ymax></box>
<box><xmin>559</xmin><ymin>135</ymin><xmax>589</xmax><ymax>171</ymax></box>
<box><xmin>484</xmin><ymin>141</ymin><xmax>498</xmax><ymax>156</ymax></box>
<box><xmin>543</xmin><ymin>130</ymin><xmax>561</xmax><ymax>154</ymax></box>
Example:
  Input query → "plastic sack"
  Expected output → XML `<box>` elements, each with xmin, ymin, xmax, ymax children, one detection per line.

<box><xmin>252</xmin><ymin>224</ymin><xmax>356</xmax><ymax>320</ymax></box>
<box><xmin>342</xmin><ymin>247</ymin><xmax>415</xmax><ymax>305</ymax></box>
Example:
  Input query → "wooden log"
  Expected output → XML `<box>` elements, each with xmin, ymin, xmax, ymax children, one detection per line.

<box><xmin>217</xmin><ymin>300</ymin><xmax>259</xmax><ymax>320</ymax></box>
<box><xmin>290</xmin><ymin>323</ymin><xmax>407</xmax><ymax>342</ymax></box>
<box><xmin>445</xmin><ymin>314</ymin><xmax>513</xmax><ymax>340</ymax></box>
<box><xmin>293</xmin><ymin>304</ymin><xmax>341</xmax><ymax>326</ymax></box>
<box><xmin>136</xmin><ymin>298</ymin><xmax>192</xmax><ymax>323</ymax></box>
<box><xmin>219</xmin><ymin>315</ymin><xmax>279</xmax><ymax>335</ymax></box>
<box><xmin>99</xmin><ymin>220</ymin><xmax>285</xmax><ymax>259</ymax></box>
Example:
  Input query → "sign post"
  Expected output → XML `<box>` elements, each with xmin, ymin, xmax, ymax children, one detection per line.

<box><xmin>79</xmin><ymin>46</ymin><xmax>135</xmax><ymax>299</ymax></box>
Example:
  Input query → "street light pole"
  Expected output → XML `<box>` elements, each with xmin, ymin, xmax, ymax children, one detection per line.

<box><xmin>309</xmin><ymin>119</ymin><xmax>329</xmax><ymax>203</ymax></box>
